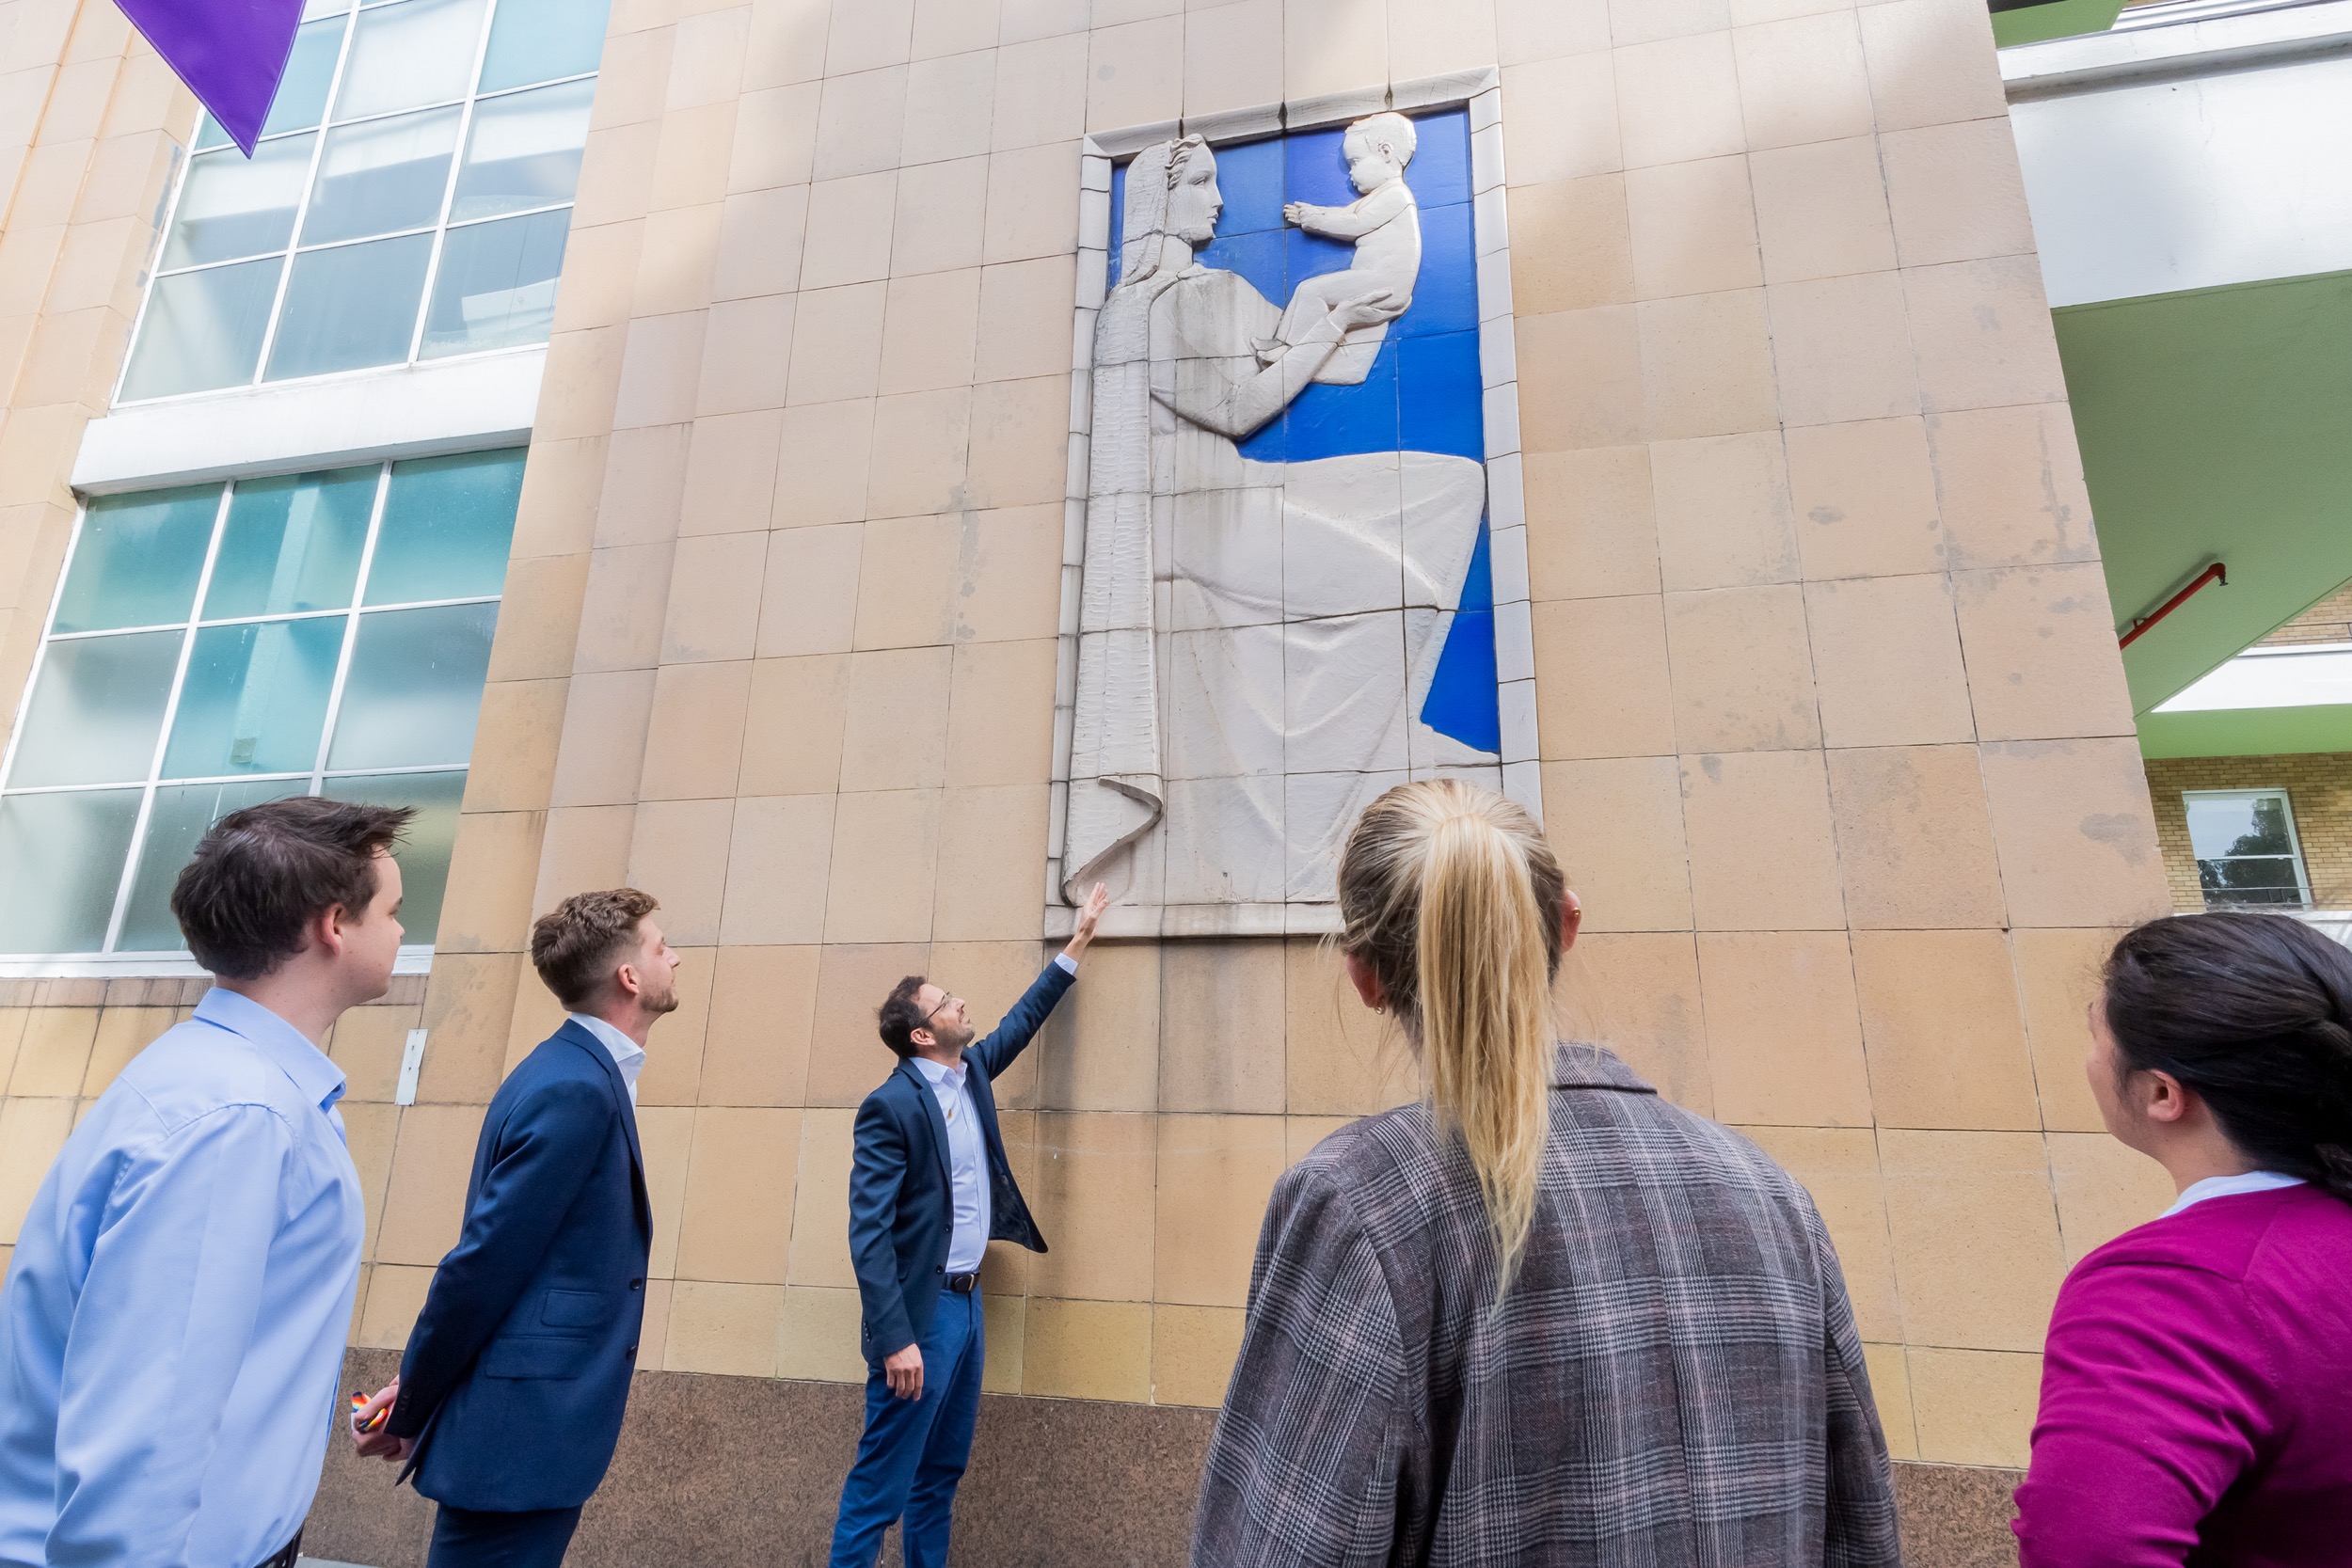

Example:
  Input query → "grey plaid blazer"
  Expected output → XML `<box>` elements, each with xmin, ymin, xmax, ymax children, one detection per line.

<box><xmin>1193</xmin><ymin>1045</ymin><xmax>1899</xmax><ymax>1568</ymax></box>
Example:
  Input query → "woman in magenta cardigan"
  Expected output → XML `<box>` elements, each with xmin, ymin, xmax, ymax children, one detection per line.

<box><xmin>2014</xmin><ymin>912</ymin><xmax>2352</xmax><ymax>1565</ymax></box>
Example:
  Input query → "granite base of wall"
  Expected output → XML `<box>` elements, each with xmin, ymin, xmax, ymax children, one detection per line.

<box><xmin>308</xmin><ymin>1352</ymin><xmax>2020</xmax><ymax>1567</ymax></box>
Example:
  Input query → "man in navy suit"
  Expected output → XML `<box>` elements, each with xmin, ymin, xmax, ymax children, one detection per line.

<box><xmin>350</xmin><ymin>888</ymin><xmax>679</xmax><ymax>1566</ymax></box>
<box><xmin>829</xmin><ymin>881</ymin><xmax>1109</xmax><ymax>1568</ymax></box>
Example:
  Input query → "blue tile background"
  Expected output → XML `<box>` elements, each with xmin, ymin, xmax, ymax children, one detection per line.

<box><xmin>1104</xmin><ymin>107</ymin><xmax>1497</xmax><ymax>752</ymax></box>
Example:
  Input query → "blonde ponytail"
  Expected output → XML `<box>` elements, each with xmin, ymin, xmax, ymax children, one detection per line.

<box><xmin>1337</xmin><ymin>780</ymin><xmax>1565</xmax><ymax>1297</ymax></box>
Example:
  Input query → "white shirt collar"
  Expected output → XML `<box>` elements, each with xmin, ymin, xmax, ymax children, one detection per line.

<box><xmin>567</xmin><ymin>1012</ymin><xmax>645</xmax><ymax>1104</ymax></box>
<box><xmin>2161</xmin><ymin>1169</ymin><xmax>2304</xmax><ymax>1218</ymax></box>
<box><xmin>909</xmin><ymin>1053</ymin><xmax>966</xmax><ymax>1089</ymax></box>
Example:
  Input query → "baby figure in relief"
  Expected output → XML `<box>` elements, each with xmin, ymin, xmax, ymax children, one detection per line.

<box><xmin>1255</xmin><ymin>111</ymin><xmax>1422</xmax><ymax>387</ymax></box>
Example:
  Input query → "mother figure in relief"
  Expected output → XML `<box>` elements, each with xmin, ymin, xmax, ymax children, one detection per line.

<box><xmin>1063</xmin><ymin>132</ymin><xmax>1493</xmax><ymax>919</ymax></box>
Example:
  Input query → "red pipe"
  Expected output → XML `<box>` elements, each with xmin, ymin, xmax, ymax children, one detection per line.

<box><xmin>2120</xmin><ymin>562</ymin><xmax>2227</xmax><ymax>649</ymax></box>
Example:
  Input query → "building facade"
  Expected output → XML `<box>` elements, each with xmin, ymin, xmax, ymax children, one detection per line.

<box><xmin>0</xmin><ymin>0</ymin><xmax>2188</xmax><ymax>1561</ymax></box>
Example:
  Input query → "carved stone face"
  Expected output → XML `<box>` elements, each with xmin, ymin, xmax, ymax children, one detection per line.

<box><xmin>1167</xmin><ymin>146</ymin><xmax>1223</xmax><ymax>247</ymax></box>
<box><xmin>1343</xmin><ymin>128</ymin><xmax>1399</xmax><ymax>194</ymax></box>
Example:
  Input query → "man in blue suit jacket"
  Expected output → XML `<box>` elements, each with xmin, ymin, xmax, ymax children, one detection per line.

<box><xmin>830</xmin><ymin>881</ymin><xmax>1109</xmax><ymax>1568</ymax></box>
<box><xmin>351</xmin><ymin>888</ymin><xmax>680</xmax><ymax>1566</ymax></box>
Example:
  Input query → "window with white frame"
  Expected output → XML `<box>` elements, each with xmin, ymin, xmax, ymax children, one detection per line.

<box><xmin>118</xmin><ymin>0</ymin><xmax>611</xmax><ymax>404</ymax></box>
<box><xmin>2184</xmin><ymin>788</ymin><xmax>2314</xmax><ymax>909</ymax></box>
<box><xmin>0</xmin><ymin>450</ymin><xmax>524</xmax><ymax>958</ymax></box>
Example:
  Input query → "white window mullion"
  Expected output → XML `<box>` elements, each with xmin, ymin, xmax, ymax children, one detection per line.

<box><xmin>99</xmin><ymin>482</ymin><xmax>237</xmax><ymax>953</ymax></box>
<box><xmin>406</xmin><ymin>0</ymin><xmax>506</xmax><ymax>365</ymax></box>
<box><xmin>310</xmin><ymin>461</ymin><xmax>392</xmax><ymax>795</ymax></box>
<box><xmin>249</xmin><ymin>8</ymin><xmax>365</xmax><ymax>388</ymax></box>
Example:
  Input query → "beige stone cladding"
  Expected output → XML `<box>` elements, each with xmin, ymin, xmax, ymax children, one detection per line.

<box><xmin>2144</xmin><ymin>753</ymin><xmax>2352</xmax><ymax>912</ymax></box>
<box><xmin>0</xmin><ymin>0</ymin><xmax>2184</xmax><ymax>1481</ymax></box>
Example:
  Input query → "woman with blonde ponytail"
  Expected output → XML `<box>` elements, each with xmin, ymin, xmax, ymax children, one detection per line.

<box><xmin>1193</xmin><ymin>781</ymin><xmax>1899</xmax><ymax>1568</ymax></box>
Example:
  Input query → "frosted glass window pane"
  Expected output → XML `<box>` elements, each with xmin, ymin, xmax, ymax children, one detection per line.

<box><xmin>0</xmin><ymin>790</ymin><xmax>141</xmax><ymax>954</ymax></box>
<box><xmin>334</xmin><ymin>0</ymin><xmax>486</xmax><ymax>120</ymax></box>
<box><xmin>163</xmin><ymin>617</ymin><xmax>346</xmax><ymax>778</ymax></box>
<box><xmin>326</xmin><ymin>603</ymin><xmax>496</xmax><ymax>768</ymax></box>
<box><xmin>302</xmin><ymin>105</ymin><xmax>461</xmax><ymax>245</ymax></box>
<box><xmin>54</xmin><ymin>486</ymin><xmax>219</xmax><ymax>633</ymax></box>
<box><xmin>196</xmin><ymin>14</ymin><xmax>345</xmax><ymax>149</ymax></box>
<box><xmin>8</xmin><ymin>631</ymin><xmax>183</xmax><ymax>787</ymax></box>
<box><xmin>421</xmin><ymin>209</ymin><xmax>566</xmax><ymax>356</ymax></box>
<box><xmin>119</xmin><ymin>257</ymin><xmax>282</xmax><ymax>400</ymax></box>
<box><xmin>324</xmin><ymin>769</ymin><xmax>463</xmax><ymax>943</ymax></box>
<box><xmin>479</xmin><ymin>0</ymin><xmax>612</xmax><ymax>90</ymax></box>
<box><xmin>162</xmin><ymin>136</ymin><xmax>315</xmax><ymax>269</ymax></box>
<box><xmin>449</xmin><ymin>78</ymin><xmax>591</xmax><ymax>220</ymax></box>
<box><xmin>204</xmin><ymin>467</ymin><xmax>377</xmax><ymax>618</ymax></box>
<box><xmin>265</xmin><ymin>232</ymin><xmax>432</xmax><ymax>379</ymax></box>
<box><xmin>115</xmin><ymin>779</ymin><xmax>306</xmax><ymax>952</ymax></box>
<box><xmin>365</xmin><ymin>450</ymin><xmax>523</xmax><ymax>602</ymax></box>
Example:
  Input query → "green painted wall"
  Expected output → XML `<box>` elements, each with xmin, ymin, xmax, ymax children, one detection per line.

<box><xmin>2137</xmin><ymin>704</ymin><xmax>2352</xmax><ymax>759</ymax></box>
<box><xmin>2054</xmin><ymin>269</ymin><xmax>2352</xmax><ymax>718</ymax></box>
<box><xmin>1992</xmin><ymin>0</ymin><xmax>2123</xmax><ymax>47</ymax></box>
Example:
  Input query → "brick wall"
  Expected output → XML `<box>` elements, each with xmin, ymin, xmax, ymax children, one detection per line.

<box><xmin>2144</xmin><ymin>753</ymin><xmax>2352</xmax><ymax>911</ymax></box>
<box><xmin>2257</xmin><ymin>580</ymin><xmax>2352</xmax><ymax>646</ymax></box>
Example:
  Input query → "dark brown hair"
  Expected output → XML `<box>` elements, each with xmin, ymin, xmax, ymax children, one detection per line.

<box><xmin>877</xmin><ymin>974</ymin><xmax>930</xmax><ymax>1058</ymax></box>
<box><xmin>169</xmin><ymin>797</ymin><xmax>413</xmax><ymax>979</ymax></box>
<box><xmin>531</xmin><ymin>888</ymin><xmax>660</xmax><ymax>1009</ymax></box>
<box><xmin>2103</xmin><ymin>911</ymin><xmax>2352</xmax><ymax>1202</ymax></box>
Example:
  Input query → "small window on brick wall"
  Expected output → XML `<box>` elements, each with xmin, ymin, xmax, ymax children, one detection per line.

<box><xmin>2184</xmin><ymin>788</ymin><xmax>2314</xmax><ymax>910</ymax></box>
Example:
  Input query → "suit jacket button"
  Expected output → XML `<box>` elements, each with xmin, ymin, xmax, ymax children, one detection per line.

<box><xmin>625</xmin><ymin>1345</ymin><xmax>638</xmax><ymax>1359</ymax></box>
<box><xmin>629</xmin><ymin>1278</ymin><xmax>644</xmax><ymax>1291</ymax></box>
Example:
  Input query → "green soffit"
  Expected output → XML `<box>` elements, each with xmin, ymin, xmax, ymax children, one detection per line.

<box><xmin>2137</xmin><ymin>704</ymin><xmax>2352</xmax><ymax>759</ymax></box>
<box><xmin>1992</xmin><ymin>0</ymin><xmax>2124</xmax><ymax>47</ymax></box>
<box><xmin>2053</xmin><ymin>268</ymin><xmax>2352</xmax><ymax>721</ymax></box>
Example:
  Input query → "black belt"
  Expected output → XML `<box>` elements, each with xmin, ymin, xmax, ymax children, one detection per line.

<box><xmin>255</xmin><ymin>1530</ymin><xmax>302</xmax><ymax>1568</ymax></box>
<box><xmin>946</xmin><ymin>1272</ymin><xmax>979</xmax><ymax>1294</ymax></box>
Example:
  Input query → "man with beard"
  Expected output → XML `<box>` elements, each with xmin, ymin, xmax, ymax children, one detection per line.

<box><xmin>828</xmin><ymin>881</ymin><xmax>1110</xmax><ymax>1568</ymax></box>
<box><xmin>350</xmin><ymin>889</ymin><xmax>677</xmax><ymax>1566</ymax></box>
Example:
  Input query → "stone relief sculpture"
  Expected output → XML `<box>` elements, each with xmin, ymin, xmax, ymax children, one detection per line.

<box><xmin>1062</xmin><ymin>117</ymin><xmax>1502</xmax><ymax>922</ymax></box>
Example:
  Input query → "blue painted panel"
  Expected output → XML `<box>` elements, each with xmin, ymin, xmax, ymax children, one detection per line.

<box><xmin>1248</xmin><ymin>335</ymin><xmax>1404</xmax><ymax>463</ymax></box>
<box><xmin>1398</xmin><ymin>331</ymin><xmax>1484</xmax><ymax>461</ymax></box>
<box><xmin>1282</xmin><ymin>224</ymin><xmax>1359</xmax><ymax>295</ymax></box>
<box><xmin>1393</xmin><ymin>200</ymin><xmax>1476</xmax><ymax>339</ymax></box>
<box><xmin>1421</xmin><ymin>520</ymin><xmax>1499</xmax><ymax>751</ymax></box>
<box><xmin>1284</xmin><ymin>126</ymin><xmax>1356</xmax><ymax>208</ymax></box>
<box><xmin>1108</xmin><ymin>160</ymin><xmax>1124</xmax><ymax>289</ymax></box>
<box><xmin>1212</xmin><ymin>137</ymin><xmax>1286</xmax><ymax>235</ymax></box>
<box><xmin>1407</xmin><ymin>109</ymin><xmax>1473</xmax><ymax>208</ymax></box>
<box><xmin>1197</xmin><ymin>228</ymin><xmax>1287</xmax><ymax>307</ymax></box>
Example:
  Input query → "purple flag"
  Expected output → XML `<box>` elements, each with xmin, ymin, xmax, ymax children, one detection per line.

<box><xmin>116</xmin><ymin>0</ymin><xmax>306</xmax><ymax>156</ymax></box>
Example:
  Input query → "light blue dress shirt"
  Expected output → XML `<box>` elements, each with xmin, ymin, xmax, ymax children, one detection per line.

<box><xmin>910</xmin><ymin>1053</ymin><xmax>992</xmax><ymax>1274</ymax></box>
<box><xmin>906</xmin><ymin>954</ymin><xmax>1076</xmax><ymax>1275</ymax></box>
<box><xmin>0</xmin><ymin>989</ymin><xmax>366</xmax><ymax>1568</ymax></box>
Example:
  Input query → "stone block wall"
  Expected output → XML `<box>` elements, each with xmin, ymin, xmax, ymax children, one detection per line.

<box><xmin>0</xmin><ymin>0</ymin><xmax>2190</xmax><ymax>1552</ymax></box>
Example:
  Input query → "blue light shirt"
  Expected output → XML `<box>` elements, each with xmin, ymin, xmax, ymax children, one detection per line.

<box><xmin>0</xmin><ymin>989</ymin><xmax>366</xmax><ymax>1568</ymax></box>
<box><xmin>907</xmin><ymin>955</ymin><xmax>1076</xmax><ymax>1275</ymax></box>
<box><xmin>910</xmin><ymin>1053</ymin><xmax>992</xmax><ymax>1275</ymax></box>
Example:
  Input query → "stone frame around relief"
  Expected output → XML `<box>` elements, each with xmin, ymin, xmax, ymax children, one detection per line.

<box><xmin>1045</xmin><ymin>70</ymin><xmax>1539</xmax><ymax>941</ymax></box>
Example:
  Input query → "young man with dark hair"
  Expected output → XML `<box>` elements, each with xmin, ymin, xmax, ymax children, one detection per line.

<box><xmin>350</xmin><ymin>888</ymin><xmax>677</xmax><ymax>1568</ymax></box>
<box><xmin>0</xmin><ymin>796</ymin><xmax>411</xmax><ymax>1568</ymax></box>
<box><xmin>829</xmin><ymin>881</ymin><xmax>1109</xmax><ymax>1568</ymax></box>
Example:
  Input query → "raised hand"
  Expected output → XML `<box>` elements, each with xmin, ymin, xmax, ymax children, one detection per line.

<box><xmin>1065</xmin><ymin>882</ymin><xmax>1110</xmax><ymax>961</ymax></box>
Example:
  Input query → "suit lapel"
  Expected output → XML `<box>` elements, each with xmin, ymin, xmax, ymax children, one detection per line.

<box><xmin>553</xmin><ymin>1021</ymin><xmax>651</xmax><ymax>1231</ymax></box>
<box><xmin>898</xmin><ymin>1058</ymin><xmax>953</xmax><ymax>1188</ymax></box>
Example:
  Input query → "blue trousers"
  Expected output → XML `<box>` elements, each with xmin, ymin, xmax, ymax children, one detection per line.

<box><xmin>425</xmin><ymin>1503</ymin><xmax>582</xmax><ymax>1567</ymax></box>
<box><xmin>828</xmin><ymin>1287</ymin><xmax>985</xmax><ymax>1568</ymax></box>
